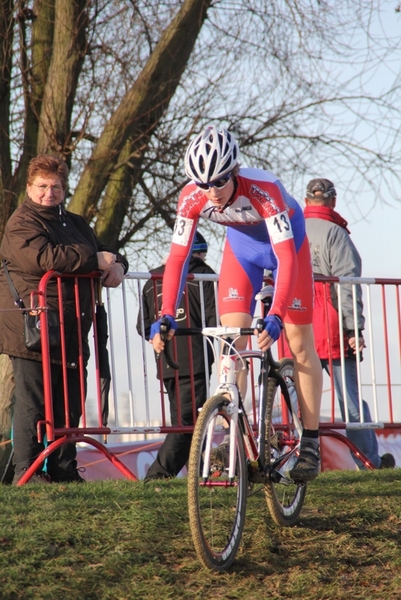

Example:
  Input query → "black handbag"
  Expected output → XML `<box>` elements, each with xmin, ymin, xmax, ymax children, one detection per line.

<box><xmin>2</xmin><ymin>259</ymin><xmax>60</xmax><ymax>352</ymax></box>
<box><xmin>23</xmin><ymin>310</ymin><xmax>60</xmax><ymax>352</ymax></box>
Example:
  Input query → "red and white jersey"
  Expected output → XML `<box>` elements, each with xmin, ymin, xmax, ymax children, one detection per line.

<box><xmin>162</xmin><ymin>168</ymin><xmax>306</xmax><ymax>320</ymax></box>
<box><xmin>175</xmin><ymin>167</ymin><xmax>297</xmax><ymax>226</ymax></box>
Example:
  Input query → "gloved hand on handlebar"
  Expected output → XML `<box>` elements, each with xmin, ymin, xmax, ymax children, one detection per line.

<box><xmin>149</xmin><ymin>314</ymin><xmax>177</xmax><ymax>341</ymax></box>
<box><xmin>262</xmin><ymin>314</ymin><xmax>283</xmax><ymax>341</ymax></box>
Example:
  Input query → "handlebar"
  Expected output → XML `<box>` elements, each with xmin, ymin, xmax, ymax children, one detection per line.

<box><xmin>157</xmin><ymin>281</ymin><xmax>273</xmax><ymax>371</ymax></box>
<box><xmin>160</xmin><ymin>321</ymin><xmax>266</xmax><ymax>370</ymax></box>
<box><xmin>162</xmin><ymin>328</ymin><xmax>204</xmax><ymax>370</ymax></box>
<box><xmin>163</xmin><ymin>340</ymin><xmax>180</xmax><ymax>370</ymax></box>
<box><xmin>203</xmin><ymin>321</ymin><xmax>265</xmax><ymax>337</ymax></box>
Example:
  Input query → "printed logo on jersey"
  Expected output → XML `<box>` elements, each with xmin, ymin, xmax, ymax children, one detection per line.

<box><xmin>234</xmin><ymin>204</ymin><xmax>252</xmax><ymax>213</ymax></box>
<box><xmin>288</xmin><ymin>297</ymin><xmax>306</xmax><ymax>311</ymax></box>
<box><xmin>222</xmin><ymin>288</ymin><xmax>245</xmax><ymax>302</ymax></box>
<box><xmin>178</xmin><ymin>188</ymin><xmax>205</xmax><ymax>218</ymax></box>
<box><xmin>249</xmin><ymin>184</ymin><xmax>281</xmax><ymax>217</ymax></box>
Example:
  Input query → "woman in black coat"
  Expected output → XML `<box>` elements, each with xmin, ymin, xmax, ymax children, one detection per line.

<box><xmin>0</xmin><ymin>154</ymin><xmax>128</xmax><ymax>484</ymax></box>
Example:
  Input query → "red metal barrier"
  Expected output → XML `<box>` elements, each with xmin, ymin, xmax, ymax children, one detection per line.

<box><xmin>133</xmin><ymin>272</ymin><xmax>401</xmax><ymax>475</ymax></box>
<box><xmin>17</xmin><ymin>271</ymin><xmax>400</xmax><ymax>482</ymax></box>
<box><xmin>296</xmin><ymin>276</ymin><xmax>401</xmax><ymax>469</ymax></box>
<box><xmin>17</xmin><ymin>271</ymin><xmax>138</xmax><ymax>485</ymax></box>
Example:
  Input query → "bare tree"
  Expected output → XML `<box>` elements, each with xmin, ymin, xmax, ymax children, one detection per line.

<box><xmin>3</xmin><ymin>2</ymin><xmax>400</xmax><ymax>253</ymax></box>
<box><xmin>74</xmin><ymin>1</ymin><xmax>400</xmax><ymax>258</ymax></box>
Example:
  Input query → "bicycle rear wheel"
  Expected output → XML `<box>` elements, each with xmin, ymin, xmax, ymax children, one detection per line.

<box><xmin>264</xmin><ymin>358</ymin><xmax>306</xmax><ymax>526</ymax></box>
<box><xmin>187</xmin><ymin>394</ymin><xmax>248</xmax><ymax>571</ymax></box>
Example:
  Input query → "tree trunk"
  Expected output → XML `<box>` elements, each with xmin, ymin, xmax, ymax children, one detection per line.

<box><xmin>69</xmin><ymin>0</ymin><xmax>212</xmax><ymax>245</ymax></box>
<box><xmin>13</xmin><ymin>0</ymin><xmax>56</xmax><ymax>203</ymax></box>
<box><xmin>37</xmin><ymin>0</ymin><xmax>88</xmax><ymax>158</ymax></box>
<box><xmin>0</xmin><ymin>354</ymin><xmax>15</xmax><ymax>482</ymax></box>
<box><xmin>0</xmin><ymin>0</ymin><xmax>15</xmax><ymax>238</ymax></box>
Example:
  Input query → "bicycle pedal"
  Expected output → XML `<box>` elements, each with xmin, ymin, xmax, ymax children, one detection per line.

<box><xmin>268</xmin><ymin>468</ymin><xmax>287</xmax><ymax>484</ymax></box>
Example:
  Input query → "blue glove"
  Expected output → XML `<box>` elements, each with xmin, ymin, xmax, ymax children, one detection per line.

<box><xmin>263</xmin><ymin>314</ymin><xmax>283</xmax><ymax>341</ymax></box>
<box><xmin>149</xmin><ymin>315</ymin><xmax>177</xmax><ymax>341</ymax></box>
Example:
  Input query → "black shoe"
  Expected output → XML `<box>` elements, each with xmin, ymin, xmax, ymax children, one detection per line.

<box><xmin>143</xmin><ymin>474</ymin><xmax>171</xmax><ymax>483</ymax></box>
<box><xmin>12</xmin><ymin>469</ymin><xmax>52</xmax><ymax>485</ymax></box>
<box><xmin>289</xmin><ymin>442</ymin><xmax>320</xmax><ymax>483</ymax></box>
<box><xmin>62</xmin><ymin>471</ymin><xmax>86</xmax><ymax>483</ymax></box>
<box><xmin>51</xmin><ymin>468</ymin><xmax>86</xmax><ymax>483</ymax></box>
<box><xmin>379</xmin><ymin>453</ymin><xmax>396</xmax><ymax>469</ymax></box>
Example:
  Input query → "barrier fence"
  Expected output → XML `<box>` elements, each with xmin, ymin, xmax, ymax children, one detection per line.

<box><xmin>8</xmin><ymin>270</ymin><xmax>401</xmax><ymax>483</ymax></box>
<box><xmin>297</xmin><ymin>276</ymin><xmax>401</xmax><ymax>470</ymax></box>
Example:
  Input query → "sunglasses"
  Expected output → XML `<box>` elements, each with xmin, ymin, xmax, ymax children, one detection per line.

<box><xmin>195</xmin><ymin>172</ymin><xmax>232</xmax><ymax>191</ymax></box>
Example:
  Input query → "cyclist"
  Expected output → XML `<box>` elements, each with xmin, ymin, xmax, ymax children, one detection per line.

<box><xmin>150</xmin><ymin>125</ymin><xmax>323</xmax><ymax>483</ymax></box>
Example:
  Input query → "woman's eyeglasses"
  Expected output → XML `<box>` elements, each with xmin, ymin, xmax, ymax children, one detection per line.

<box><xmin>195</xmin><ymin>172</ymin><xmax>232</xmax><ymax>191</ymax></box>
<box><xmin>32</xmin><ymin>184</ymin><xmax>63</xmax><ymax>194</ymax></box>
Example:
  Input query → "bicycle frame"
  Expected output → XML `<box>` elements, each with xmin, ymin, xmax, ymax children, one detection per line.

<box><xmin>208</xmin><ymin>337</ymin><xmax>259</xmax><ymax>481</ymax></box>
<box><xmin>162</xmin><ymin>322</ymin><xmax>300</xmax><ymax>482</ymax></box>
<box><xmin>200</xmin><ymin>326</ymin><xmax>299</xmax><ymax>484</ymax></box>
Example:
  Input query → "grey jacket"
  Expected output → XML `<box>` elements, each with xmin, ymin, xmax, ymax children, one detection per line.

<box><xmin>305</xmin><ymin>207</ymin><xmax>365</xmax><ymax>332</ymax></box>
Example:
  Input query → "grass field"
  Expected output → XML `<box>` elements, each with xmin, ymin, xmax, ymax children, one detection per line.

<box><xmin>0</xmin><ymin>469</ymin><xmax>400</xmax><ymax>600</ymax></box>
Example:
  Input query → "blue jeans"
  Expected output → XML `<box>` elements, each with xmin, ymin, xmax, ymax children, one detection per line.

<box><xmin>321</xmin><ymin>358</ymin><xmax>381</xmax><ymax>468</ymax></box>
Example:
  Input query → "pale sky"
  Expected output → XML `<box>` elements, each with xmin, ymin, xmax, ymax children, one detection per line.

<box><xmin>329</xmin><ymin>199</ymin><xmax>401</xmax><ymax>279</ymax></box>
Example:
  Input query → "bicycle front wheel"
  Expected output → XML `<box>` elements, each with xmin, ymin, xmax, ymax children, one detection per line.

<box><xmin>264</xmin><ymin>358</ymin><xmax>306</xmax><ymax>526</ymax></box>
<box><xmin>187</xmin><ymin>394</ymin><xmax>248</xmax><ymax>571</ymax></box>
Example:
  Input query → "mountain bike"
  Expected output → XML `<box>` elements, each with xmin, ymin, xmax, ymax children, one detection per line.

<box><xmin>161</xmin><ymin>286</ymin><xmax>306</xmax><ymax>571</ymax></box>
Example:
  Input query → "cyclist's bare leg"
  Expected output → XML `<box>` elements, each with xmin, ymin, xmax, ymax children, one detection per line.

<box><xmin>220</xmin><ymin>312</ymin><xmax>251</xmax><ymax>398</ymax></box>
<box><xmin>283</xmin><ymin>322</ymin><xmax>322</xmax><ymax>429</ymax></box>
<box><xmin>284</xmin><ymin>322</ymin><xmax>322</xmax><ymax>482</ymax></box>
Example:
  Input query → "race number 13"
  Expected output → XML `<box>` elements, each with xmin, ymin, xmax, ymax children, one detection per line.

<box><xmin>265</xmin><ymin>211</ymin><xmax>293</xmax><ymax>243</ymax></box>
<box><xmin>172</xmin><ymin>216</ymin><xmax>194</xmax><ymax>246</ymax></box>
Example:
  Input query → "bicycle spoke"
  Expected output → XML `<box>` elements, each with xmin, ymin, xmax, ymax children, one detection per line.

<box><xmin>188</xmin><ymin>395</ymin><xmax>248</xmax><ymax>571</ymax></box>
<box><xmin>264</xmin><ymin>358</ymin><xmax>306</xmax><ymax>526</ymax></box>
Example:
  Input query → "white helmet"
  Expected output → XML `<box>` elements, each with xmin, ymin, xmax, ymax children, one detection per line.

<box><xmin>184</xmin><ymin>125</ymin><xmax>239</xmax><ymax>183</ymax></box>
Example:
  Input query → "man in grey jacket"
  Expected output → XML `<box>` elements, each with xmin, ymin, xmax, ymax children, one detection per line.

<box><xmin>304</xmin><ymin>178</ymin><xmax>395</xmax><ymax>469</ymax></box>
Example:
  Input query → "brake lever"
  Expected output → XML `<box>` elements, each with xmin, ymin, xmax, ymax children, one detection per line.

<box><xmin>255</xmin><ymin>318</ymin><xmax>265</xmax><ymax>334</ymax></box>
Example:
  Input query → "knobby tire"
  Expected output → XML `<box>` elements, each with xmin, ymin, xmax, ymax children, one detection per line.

<box><xmin>187</xmin><ymin>394</ymin><xmax>248</xmax><ymax>571</ymax></box>
<box><xmin>264</xmin><ymin>358</ymin><xmax>306</xmax><ymax>526</ymax></box>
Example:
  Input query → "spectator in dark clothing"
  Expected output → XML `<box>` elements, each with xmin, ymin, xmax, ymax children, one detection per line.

<box><xmin>137</xmin><ymin>231</ymin><xmax>217</xmax><ymax>480</ymax></box>
<box><xmin>0</xmin><ymin>154</ymin><xmax>128</xmax><ymax>484</ymax></box>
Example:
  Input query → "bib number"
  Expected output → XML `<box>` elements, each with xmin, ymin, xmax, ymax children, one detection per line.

<box><xmin>172</xmin><ymin>216</ymin><xmax>194</xmax><ymax>246</ymax></box>
<box><xmin>266</xmin><ymin>211</ymin><xmax>293</xmax><ymax>243</ymax></box>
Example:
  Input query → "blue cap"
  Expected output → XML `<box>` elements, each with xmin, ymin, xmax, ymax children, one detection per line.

<box><xmin>193</xmin><ymin>231</ymin><xmax>208</xmax><ymax>253</ymax></box>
